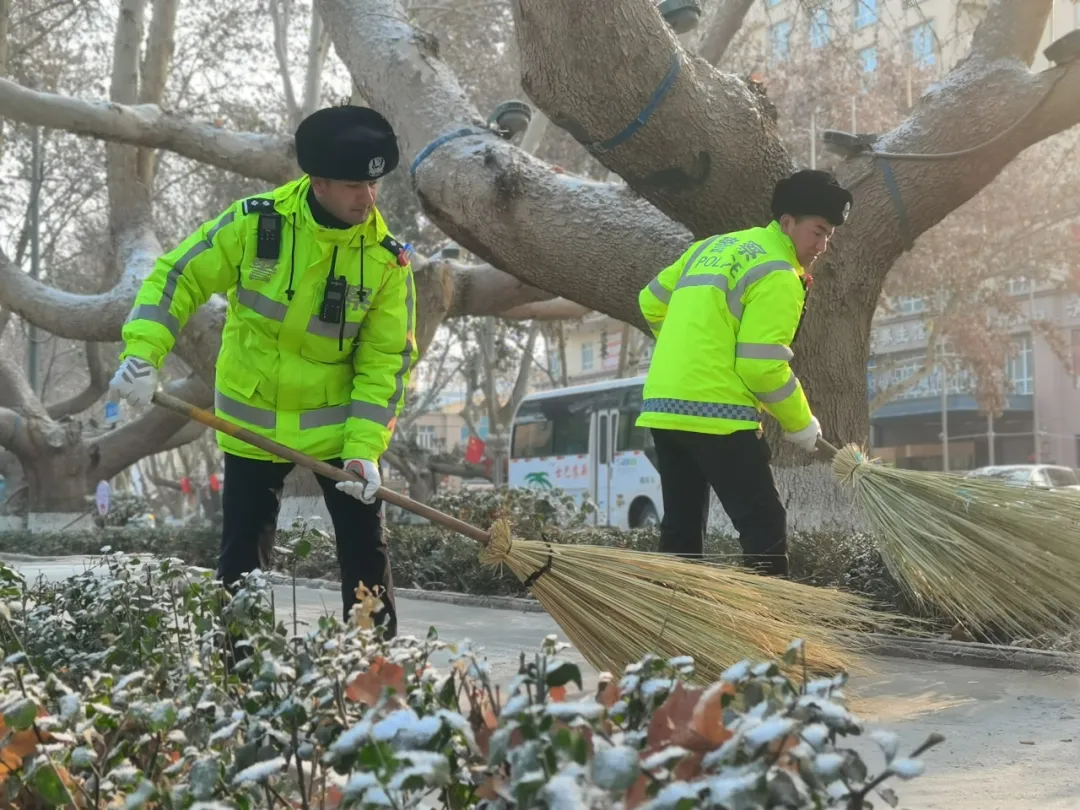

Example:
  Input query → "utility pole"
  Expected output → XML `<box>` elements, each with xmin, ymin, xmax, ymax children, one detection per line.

<box><xmin>940</xmin><ymin>360</ymin><xmax>950</xmax><ymax>472</ymax></box>
<box><xmin>1028</xmin><ymin>283</ymin><xmax>1041</xmax><ymax>463</ymax></box>
<box><xmin>27</xmin><ymin>125</ymin><xmax>42</xmax><ymax>395</ymax></box>
<box><xmin>987</xmin><ymin>411</ymin><xmax>995</xmax><ymax>465</ymax></box>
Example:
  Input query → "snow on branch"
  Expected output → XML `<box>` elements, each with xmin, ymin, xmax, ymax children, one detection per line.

<box><xmin>0</xmin><ymin>78</ymin><xmax>297</xmax><ymax>184</ymax></box>
<box><xmin>316</xmin><ymin>0</ymin><xmax>692</xmax><ymax>330</ymax></box>
<box><xmin>968</xmin><ymin>0</ymin><xmax>1053</xmax><ymax>65</ymax></box>
<box><xmin>511</xmin><ymin>0</ymin><xmax>791</xmax><ymax>238</ymax></box>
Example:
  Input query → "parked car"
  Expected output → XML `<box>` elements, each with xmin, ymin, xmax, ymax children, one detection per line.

<box><xmin>965</xmin><ymin>464</ymin><xmax>1080</xmax><ymax>493</ymax></box>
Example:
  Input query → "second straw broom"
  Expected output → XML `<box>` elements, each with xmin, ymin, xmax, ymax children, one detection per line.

<box><xmin>820</xmin><ymin>438</ymin><xmax>1080</xmax><ymax>640</ymax></box>
<box><xmin>152</xmin><ymin>391</ymin><xmax>901</xmax><ymax>681</ymax></box>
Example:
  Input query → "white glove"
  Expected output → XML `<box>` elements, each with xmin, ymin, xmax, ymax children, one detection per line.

<box><xmin>336</xmin><ymin>459</ymin><xmax>381</xmax><ymax>504</ymax></box>
<box><xmin>108</xmin><ymin>356</ymin><xmax>158</xmax><ymax>407</ymax></box>
<box><xmin>784</xmin><ymin>416</ymin><xmax>822</xmax><ymax>454</ymax></box>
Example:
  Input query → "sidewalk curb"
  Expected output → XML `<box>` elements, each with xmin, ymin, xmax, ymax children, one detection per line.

<box><xmin>4</xmin><ymin>556</ymin><xmax>1075</xmax><ymax>674</ymax></box>
<box><xmin>265</xmin><ymin>572</ymin><xmax>548</xmax><ymax>613</ymax></box>
<box><xmin>266</xmin><ymin>572</ymin><xmax>1079</xmax><ymax>674</ymax></box>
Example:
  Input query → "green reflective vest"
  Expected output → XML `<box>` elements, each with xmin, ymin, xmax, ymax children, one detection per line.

<box><xmin>635</xmin><ymin>220</ymin><xmax>813</xmax><ymax>436</ymax></box>
<box><xmin>120</xmin><ymin>176</ymin><xmax>418</xmax><ymax>463</ymax></box>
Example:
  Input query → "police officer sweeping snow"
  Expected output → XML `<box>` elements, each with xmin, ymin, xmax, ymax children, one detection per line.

<box><xmin>636</xmin><ymin>169</ymin><xmax>853</xmax><ymax>577</ymax></box>
<box><xmin>109</xmin><ymin>105</ymin><xmax>417</xmax><ymax>638</ymax></box>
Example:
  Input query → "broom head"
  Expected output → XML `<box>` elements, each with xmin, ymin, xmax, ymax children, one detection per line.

<box><xmin>477</xmin><ymin>519</ymin><xmax>905</xmax><ymax>682</ymax></box>
<box><xmin>831</xmin><ymin>442</ymin><xmax>1080</xmax><ymax>640</ymax></box>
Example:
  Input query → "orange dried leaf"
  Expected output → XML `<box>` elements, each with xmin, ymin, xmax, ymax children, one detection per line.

<box><xmin>683</xmin><ymin>681</ymin><xmax>735</xmax><ymax>749</ymax></box>
<box><xmin>476</xmin><ymin>776</ymin><xmax>504</xmax><ymax>800</ymax></box>
<box><xmin>645</xmin><ymin>683</ymin><xmax>702</xmax><ymax>752</ymax></box>
<box><xmin>345</xmin><ymin>656</ymin><xmax>407</xmax><ymax>704</ymax></box>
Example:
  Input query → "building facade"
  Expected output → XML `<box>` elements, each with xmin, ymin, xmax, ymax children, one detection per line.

<box><xmin>868</xmin><ymin>287</ymin><xmax>1080</xmax><ymax>470</ymax></box>
<box><xmin>742</xmin><ymin>0</ymin><xmax>1078</xmax><ymax>75</ymax></box>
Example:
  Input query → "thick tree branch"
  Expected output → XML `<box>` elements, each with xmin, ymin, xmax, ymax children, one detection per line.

<box><xmin>0</xmin><ymin>408</ymin><xmax>33</xmax><ymax>458</ymax></box>
<box><xmin>316</xmin><ymin>0</ymin><xmax>692</xmax><ymax>329</ymax></box>
<box><xmin>137</xmin><ymin>0</ymin><xmax>179</xmax><ymax>184</ymax></box>
<box><xmin>511</xmin><ymin>0</ymin><xmax>791</xmax><ymax>238</ymax></box>
<box><xmin>441</xmin><ymin>258</ymin><xmax>553</xmax><ymax>317</ymax></box>
<box><xmin>107</xmin><ymin>0</ymin><xmax>149</xmax><ymax>270</ymax></box>
<box><xmin>45</xmin><ymin>343</ymin><xmax>111</xmax><ymax>420</ymax></box>
<box><xmin>968</xmin><ymin>0</ymin><xmax>1051</xmax><ymax>65</ymax></box>
<box><xmin>499</xmin><ymin>298</ymin><xmax>590</xmax><ymax>320</ymax></box>
<box><xmin>91</xmin><ymin>375</ymin><xmax>212</xmax><ymax>480</ymax></box>
<box><xmin>0</xmin><ymin>78</ymin><xmax>297</xmax><ymax>184</ymax></box>
<box><xmin>0</xmin><ymin>354</ymin><xmax>46</xmax><ymax>416</ymax></box>
<box><xmin>270</xmin><ymin>0</ymin><xmax>302</xmax><ymax>127</ymax></box>
<box><xmin>157</xmin><ymin>420</ymin><xmax>207</xmax><ymax>453</ymax></box>
<box><xmin>302</xmin><ymin>10</ymin><xmax>332</xmax><ymax>120</ymax></box>
<box><xmin>696</xmin><ymin>0</ymin><xmax>755</xmax><ymax>66</ymax></box>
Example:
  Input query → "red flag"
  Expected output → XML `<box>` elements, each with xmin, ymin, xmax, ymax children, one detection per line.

<box><xmin>180</xmin><ymin>477</ymin><xmax>192</xmax><ymax>495</ymax></box>
<box><xmin>208</xmin><ymin>473</ymin><xmax>221</xmax><ymax>492</ymax></box>
<box><xmin>465</xmin><ymin>435</ymin><xmax>486</xmax><ymax>464</ymax></box>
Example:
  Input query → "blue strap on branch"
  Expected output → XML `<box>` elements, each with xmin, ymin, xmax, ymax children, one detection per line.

<box><xmin>588</xmin><ymin>52</ymin><xmax>681</xmax><ymax>155</ymax></box>
<box><xmin>874</xmin><ymin>155</ymin><xmax>914</xmax><ymax>252</ymax></box>
<box><xmin>409</xmin><ymin>126</ymin><xmax>493</xmax><ymax>179</ymax></box>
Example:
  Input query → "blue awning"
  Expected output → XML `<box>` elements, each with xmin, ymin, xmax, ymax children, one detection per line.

<box><xmin>872</xmin><ymin>394</ymin><xmax>1034</xmax><ymax>420</ymax></box>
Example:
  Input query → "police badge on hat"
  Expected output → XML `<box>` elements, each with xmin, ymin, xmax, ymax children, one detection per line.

<box><xmin>369</xmin><ymin>157</ymin><xmax>385</xmax><ymax>177</ymax></box>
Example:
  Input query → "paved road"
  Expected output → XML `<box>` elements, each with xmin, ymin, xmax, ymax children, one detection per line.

<box><xmin>5</xmin><ymin>555</ymin><xmax>1080</xmax><ymax>809</ymax></box>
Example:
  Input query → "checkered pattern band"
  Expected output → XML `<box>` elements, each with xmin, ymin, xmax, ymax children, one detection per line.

<box><xmin>641</xmin><ymin>399</ymin><xmax>759</xmax><ymax>421</ymax></box>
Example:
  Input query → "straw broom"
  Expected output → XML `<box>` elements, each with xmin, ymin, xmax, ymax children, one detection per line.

<box><xmin>821</xmin><ymin>439</ymin><xmax>1080</xmax><ymax>640</ymax></box>
<box><xmin>152</xmin><ymin>392</ymin><xmax>901</xmax><ymax>681</ymax></box>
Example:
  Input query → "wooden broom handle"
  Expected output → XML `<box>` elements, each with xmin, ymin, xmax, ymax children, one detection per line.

<box><xmin>816</xmin><ymin>437</ymin><xmax>840</xmax><ymax>458</ymax></box>
<box><xmin>151</xmin><ymin>391</ymin><xmax>491</xmax><ymax>545</ymax></box>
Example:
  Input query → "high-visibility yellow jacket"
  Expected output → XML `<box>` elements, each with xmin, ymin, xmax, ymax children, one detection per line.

<box><xmin>635</xmin><ymin>220</ymin><xmax>813</xmax><ymax>436</ymax></box>
<box><xmin>120</xmin><ymin>176</ymin><xmax>418</xmax><ymax>463</ymax></box>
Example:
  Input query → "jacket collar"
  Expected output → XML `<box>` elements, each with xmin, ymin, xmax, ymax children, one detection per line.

<box><xmin>765</xmin><ymin>220</ymin><xmax>803</xmax><ymax>276</ymax></box>
<box><xmin>272</xmin><ymin>176</ymin><xmax>389</xmax><ymax>248</ymax></box>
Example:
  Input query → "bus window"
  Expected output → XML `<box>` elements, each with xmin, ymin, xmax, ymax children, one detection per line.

<box><xmin>512</xmin><ymin>419</ymin><xmax>554</xmax><ymax>459</ymax></box>
<box><xmin>550</xmin><ymin>399</ymin><xmax>590</xmax><ymax>455</ymax></box>
<box><xmin>616</xmin><ymin>407</ymin><xmax>649</xmax><ymax>451</ymax></box>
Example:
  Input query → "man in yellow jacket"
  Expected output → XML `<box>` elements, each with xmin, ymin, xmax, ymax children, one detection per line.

<box><xmin>108</xmin><ymin>105</ymin><xmax>417</xmax><ymax>637</ymax></box>
<box><xmin>636</xmin><ymin>169</ymin><xmax>853</xmax><ymax>577</ymax></box>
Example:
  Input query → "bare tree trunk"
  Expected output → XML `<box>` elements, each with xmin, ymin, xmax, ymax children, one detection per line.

<box><xmin>137</xmin><ymin>0</ymin><xmax>178</xmax><ymax>185</ymax></box>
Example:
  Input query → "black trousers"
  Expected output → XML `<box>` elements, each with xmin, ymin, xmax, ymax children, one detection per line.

<box><xmin>219</xmin><ymin>453</ymin><xmax>396</xmax><ymax>637</ymax></box>
<box><xmin>650</xmin><ymin>428</ymin><xmax>788</xmax><ymax>577</ymax></box>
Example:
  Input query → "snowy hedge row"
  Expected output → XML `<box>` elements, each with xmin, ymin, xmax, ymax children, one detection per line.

<box><xmin>0</xmin><ymin>552</ymin><xmax>939</xmax><ymax>809</ymax></box>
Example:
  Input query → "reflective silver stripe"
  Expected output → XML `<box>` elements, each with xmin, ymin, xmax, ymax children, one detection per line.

<box><xmin>679</xmin><ymin>235</ymin><xmax>723</xmax><ymax>280</ymax></box>
<box><xmin>384</xmin><ymin>274</ymin><xmax>416</xmax><ymax>423</ymax></box>
<box><xmin>673</xmin><ymin>259</ymin><xmax>794</xmax><ymax>322</ymax></box>
<box><xmin>647</xmin><ymin>277</ymin><xmax>672</xmax><ymax>305</ymax></box>
<box><xmin>297</xmin><ymin>400</ymin><xmax>397</xmax><ymax>430</ymax></box>
<box><xmin>236</xmin><ymin>287</ymin><xmax>288</xmax><ymax>321</ymax></box>
<box><xmin>753</xmin><ymin>373</ymin><xmax>799</xmax><ymax>404</ymax></box>
<box><xmin>726</xmin><ymin>260</ymin><xmax>794</xmax><ymax>320</ymax></box>
<box><xmin>307</xmin><ymin>317</ymin><xmax>361</xmax><ymax>341</ymax></box>
<box><xmin>645</xmin><ymin>317</ymin><xmax>663</xmax><ymax>334</ymax></box>
<box><xmin>641</xmin><ymin>398</ymin><xmax>759</xmax><ymax>421</ymax></box>
<box><xmin>161</xmin><ymin>211</ymin><xmax>235</xmax><ymax>307</ymax></box>
<box><xmin>126</xmin><ymin>304</ymin><xmax>180</xmax><ymax>337</ymax></box>
<box><xmin>676</xmin><ymin>273</ymin><xmax>728</xmax><ymax>291</ymax></box>
<box><xmin>735</xmin><ymin>342</ymin><xmax>794</xmax><ymax>361</ymax></box>
<box><xmin>300</xmin><ymin>404</ymin><xmax>349</xmax><ymax>430</ymax></box>
<box><xmin>215</xmin><ymin>388</ymin><xmax>276</xmax><ymax>429</ymax></box>
<box><xmin>350</xmin><ymin>400</ymin><xmax>395</xmax><ymax>426</ymax></box>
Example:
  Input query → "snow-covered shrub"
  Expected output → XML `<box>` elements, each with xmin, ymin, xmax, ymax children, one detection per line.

<box><xmin>0</xmin><ymin>554</ymin><xmax>938</xmax><ymax>808</ymax></box>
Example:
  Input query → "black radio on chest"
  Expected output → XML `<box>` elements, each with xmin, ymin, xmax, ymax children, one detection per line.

<box><xmin>320</xmin><ymin>275</ymin><xmax>349</xmax><ymax>324</ymax></box>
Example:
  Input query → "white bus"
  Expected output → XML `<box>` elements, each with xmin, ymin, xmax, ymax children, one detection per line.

<box><xmin>508</xmin><ymin>376</ymin><xmax>664</xmax><ymax>528</ymax></box>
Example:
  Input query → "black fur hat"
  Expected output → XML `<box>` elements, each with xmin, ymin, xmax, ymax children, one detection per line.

<box><xmin>295</xmin><ymin>105</ymin><xmax>400</xmax><ymax>182</ymax></box>
<box><xmin>770</xmin><ymin>170</ymin><xmax>853</xmax><ymax>227</ymax></box>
